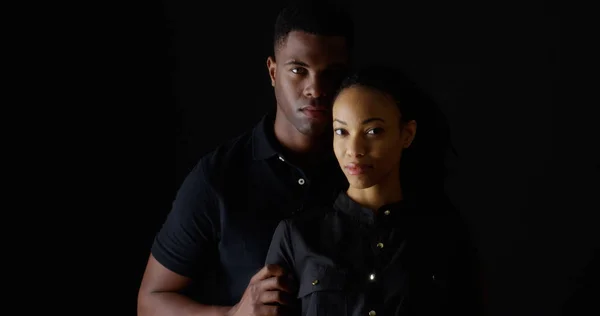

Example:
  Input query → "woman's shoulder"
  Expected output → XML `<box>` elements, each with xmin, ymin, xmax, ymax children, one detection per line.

<box><xmin>281</xmin><ymin>202</ymin><xmax>338</xmax><ymax>234</ymax></box>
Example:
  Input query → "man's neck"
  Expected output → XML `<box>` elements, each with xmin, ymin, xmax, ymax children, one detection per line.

<box><xmin>273</xmin><ymin>113</ymin><xmax>331</xmax><ymax>168</ymax></box>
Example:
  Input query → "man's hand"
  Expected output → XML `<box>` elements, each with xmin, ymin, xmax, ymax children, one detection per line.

<box><xmin>226</xmin><ymin>264</ymin><xmax>297</xmax><ymax>316</ymax></box>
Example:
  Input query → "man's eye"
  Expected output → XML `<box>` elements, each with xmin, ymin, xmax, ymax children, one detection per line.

<box><xmin>291</xmin><ymin>68</ymin><xmax>307</xmax><ymax>75</ymax></box>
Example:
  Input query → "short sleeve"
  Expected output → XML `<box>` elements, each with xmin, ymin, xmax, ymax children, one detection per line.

<box><xmin>265</xmin><ymin>219</ymin><xmax>295</xmax><ymax>273</ymax></box>
<box><xmin>151</xmin><ymin>158</ymin><xmax>219</xmax><ymax>279</ymax></box>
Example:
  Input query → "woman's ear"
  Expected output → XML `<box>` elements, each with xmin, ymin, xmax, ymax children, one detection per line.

<box><xmin>402</xmin><ymin>120</ymin><xmax>417</xmax><ymax>148</ymax></box>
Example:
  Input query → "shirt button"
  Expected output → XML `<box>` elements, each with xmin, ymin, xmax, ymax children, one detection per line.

<box><xmin>298</xmin><ymin>178</ymin><xmax>305</xmax><ymax>185</ymax></box>
<box><xmin>369</xmin><ymin>310</ymin><xmax>377</xmax><ymax>316</ymax></box>
<box><xmin>376</xmin><ymin>242</ymin><xmax>384</xmax><ymax>249</ymax></box>
<box><xmin>278</xmin><ymin>155</ymin><xmax>285</xmax><ymax>162</ymax></box>
<box><xmin>312</xmin><ymin>279</ymin><xmax>319</xmax><ymax>286</ymax></box>
<box><xmin>369</xmin><ymin>273</ymin><xmax>376</xmax><ymax>281</ymax></box>
<box><xmin>384</xmin><ymin>210</ymin><xmax>390</xmax><ymax>216</ymax></box>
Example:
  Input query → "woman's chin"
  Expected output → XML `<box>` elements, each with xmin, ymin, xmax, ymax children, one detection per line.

<box><xmin>346</xmin><ymin>177</ymin><xmax>376</xmax><ymax>190</ymax></box>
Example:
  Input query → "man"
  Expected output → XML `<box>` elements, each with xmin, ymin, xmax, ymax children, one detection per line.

<box><xmin>137</xmin><ymin>2</ymin><xmax>353</xmax><ymax>316</ymax></box>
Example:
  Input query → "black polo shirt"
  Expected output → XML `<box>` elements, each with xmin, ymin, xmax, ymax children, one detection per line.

<box><xmin>151</xmin><ymin>113</ymin><xmax>346</xmax><ymax>306</ymax></box>
<box><xmin>266</xmin><ymin>191</ymin><xmax>482</xmax><ymax>316</ymax></box>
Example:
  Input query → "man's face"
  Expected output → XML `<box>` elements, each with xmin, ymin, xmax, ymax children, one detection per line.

<box><xmin>267</xmin><ymin>31</ymin><xmax>349</xmax><ymax>136</ymax></box>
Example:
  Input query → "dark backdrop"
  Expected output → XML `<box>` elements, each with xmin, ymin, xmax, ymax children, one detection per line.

<box><xmin>118</xmin><ymin>1</ymin><xmax>597</xmax><ymax>315</ymax></box>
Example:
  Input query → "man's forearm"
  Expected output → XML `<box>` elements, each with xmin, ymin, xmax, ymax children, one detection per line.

<box><xmin>138</xmin><ymin>291</ymin><xmax>232</xmax><ymax>316</ymax></box>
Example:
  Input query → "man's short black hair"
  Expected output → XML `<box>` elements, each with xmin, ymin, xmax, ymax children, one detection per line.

<box><xmin>273</xmin><ymin>1</ymin><xmax>354</xmax><ymax>54</ymax></box>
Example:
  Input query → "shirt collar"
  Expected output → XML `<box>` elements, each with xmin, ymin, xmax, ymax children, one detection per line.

<box><xmin>252</xmin><ymin>111</ymin><xmax>280</xmax><ymax>160</ymax></box>
<box><xmin>333</xmin><ymin>191</ymin><xmax>416</xmax><ymax>225</ymax></box>
<box><xmin>251</xmin><ymin>111</ymin><xmax>340</xmax><ymax>166</ymax></box>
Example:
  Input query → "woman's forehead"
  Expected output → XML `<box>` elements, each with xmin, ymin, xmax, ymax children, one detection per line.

<box><xmin>333</xmin><ymin>86</ymin><xmax>400</xmax><ymax>120</ymax></box>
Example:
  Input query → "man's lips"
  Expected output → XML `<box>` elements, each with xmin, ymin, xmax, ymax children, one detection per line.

<box><xmin>300</xmin><ymin>105</ymin><xmax>329</xmax><ymax>118</ymax></box>
<box><xmin>300</xmin><ymin>105</ymin><xmax>329</xmax><ymax>112</ymax></box>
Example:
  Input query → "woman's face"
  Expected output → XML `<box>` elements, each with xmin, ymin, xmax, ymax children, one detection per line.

<box><xmin>332</xmin><ymin>85</ymin><xmax>417</xmax><ymax>189</ymax></box>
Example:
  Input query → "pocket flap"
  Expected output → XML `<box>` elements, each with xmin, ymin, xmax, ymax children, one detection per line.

<box><xmin>297</xmin><ymin>261</ymin><xmax>346</xmax><ymax>298</ymax></box>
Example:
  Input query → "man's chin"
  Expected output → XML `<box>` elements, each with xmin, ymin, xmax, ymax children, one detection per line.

<box><xmin>297</xmin><ymin>120</ymin><xmax>331</xmax><ymax>136</ymax></box>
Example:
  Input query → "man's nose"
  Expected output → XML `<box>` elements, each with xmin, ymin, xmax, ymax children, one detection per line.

<box><xmin>303</xmin><ymin>75</ymin><xmax>327</xmax><ymax>99</ymax></box>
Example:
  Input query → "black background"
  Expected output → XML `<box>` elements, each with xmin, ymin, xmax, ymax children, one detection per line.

<box><xmin>67</xmin><ymin>0</ymin><xmax>597</xmax><ymax>315</ymax></box>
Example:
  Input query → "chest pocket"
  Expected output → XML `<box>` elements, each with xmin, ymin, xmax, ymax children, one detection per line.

<box><xmin>297</xmin><ymin>261</ymin><xmax>348</xmax><ymax>316</ymax></box>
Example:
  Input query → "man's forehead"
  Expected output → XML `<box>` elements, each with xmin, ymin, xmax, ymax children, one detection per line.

<box><xmin>278</xmin><ymin>31</ymin><xmax>349</xmax><ymax>65</ymax></box>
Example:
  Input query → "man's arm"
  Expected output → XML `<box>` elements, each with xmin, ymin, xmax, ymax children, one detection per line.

<box><xmin>223</xmin><ymin>220</ymin><xmax>298</xmax><ymax>316</ymax></box>
<box><xmin>138</xmin><ymin>255</ymin><xmax>231</xmax><ymax>316</ymax></box>
<box><xmin>137</xmin><ymin>159</ymin><xmax>228</xmax><ymax>316</ymax></box>
<box><xmin>138</xmin><ymin>255</ymin><xmax>296</xmax><ymax>316</ymax></box>
<box><xmin>138</xmin><ymin>159</ymin><xmax>296</xmax><ymax>316</ymax></box>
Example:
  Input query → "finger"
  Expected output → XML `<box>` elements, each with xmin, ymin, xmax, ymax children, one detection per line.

<box><xmin>259</xmin><ymin>290</ymin><xmax>295</xmax><ymax>306</ymax></box>
<box><xmin>259</xmin><ymin>275</ymin><xmax>296</xmax><ymax>293</ymax></box>
<box><xmin>286</xmin><ymin>274</ymin><xmax>298</xmax><ymax>290</ymax></box>
<box><xmin>258</xmin><ymin>304</ymin><xmax>286</xmax><ymax>316</ymax></box>
<box><xmin>250</xmin><ymin>264</ymin><xmax>286</xmax><ymax>283</ymax></box>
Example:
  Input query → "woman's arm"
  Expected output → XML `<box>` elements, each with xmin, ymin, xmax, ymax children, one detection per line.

<box><xmin>264</xmin><ymin>220</ymin><xmax>300</xmax><ymax>315</ymax></box>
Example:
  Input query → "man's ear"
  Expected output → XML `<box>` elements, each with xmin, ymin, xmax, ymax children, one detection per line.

<box><xmin>267</xmin><ymin>56</ymin><xmax>276</xmax><ymax>87</ymax></box>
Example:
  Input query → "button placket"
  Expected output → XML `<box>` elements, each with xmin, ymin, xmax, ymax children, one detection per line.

<box><xmin>373</xmin><ymin>214</ymin><xmax>388</xmax><ymax>254</ymax></box>
<box><xmin>377</xmin><ymin>206</ymin><xmax>398</xmax><ymax>249</ymax></box>
<box><xmin>367</xmin><ymin>218</ymin><xmax>386</xmax><ymax>316</ymax></box>
<box><xmin>277</xmin><ymin>154</ymin><xmax>309</xmax><ymax>189</ymax></box>
<box><xmin>368</xmin><ymin>208</ymin><xmax>391</xmax><ymax>316</ymax></box>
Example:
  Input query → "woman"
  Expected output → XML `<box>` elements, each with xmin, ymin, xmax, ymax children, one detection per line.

<box><xmin>266</xmin><ymin>66</ymin><xmax>482</xmax><ymax>315</ymax></box>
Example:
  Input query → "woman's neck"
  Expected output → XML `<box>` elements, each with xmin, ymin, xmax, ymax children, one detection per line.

<box><xmin>347</xmin><ymin>173</ymin><xmax>403</xmax><ymax>212</ymax></box>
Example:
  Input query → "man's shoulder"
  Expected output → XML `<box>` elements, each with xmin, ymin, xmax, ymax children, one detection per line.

<box><xmin>174</xmin><ymin>127</ymin><xmax>254</xmax><ymax>194</ymax></box>
<box><xmin>192</xmin><ymin>124</ymin><xmax>260</xmax><ymax>180</ymax></box>
<box><xmin>203</xmin><ymin>130</ymin><xmax>254</xmax><ymax>166</ymax></box>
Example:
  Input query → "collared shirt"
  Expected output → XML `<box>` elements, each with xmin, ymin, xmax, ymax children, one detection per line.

<box><xmin>151</xmin><ymin>112</ymin><xmax>346</xmax><ymax>306</ymax></box>
<box><xmin>266</xmin><ymin>192</ymin><xmax>482</xmax><ymax>316</ymax></box>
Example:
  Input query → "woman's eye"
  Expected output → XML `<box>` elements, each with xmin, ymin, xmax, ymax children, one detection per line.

<box><xmin>334</xmin><ymin>129</ymin><xmax>346</xmax><ymax>135</ymax></box>
<box><xmin>367</xmin><ymin>128</ymin><xmax>383</xmax><ymax>135</ymax></box>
